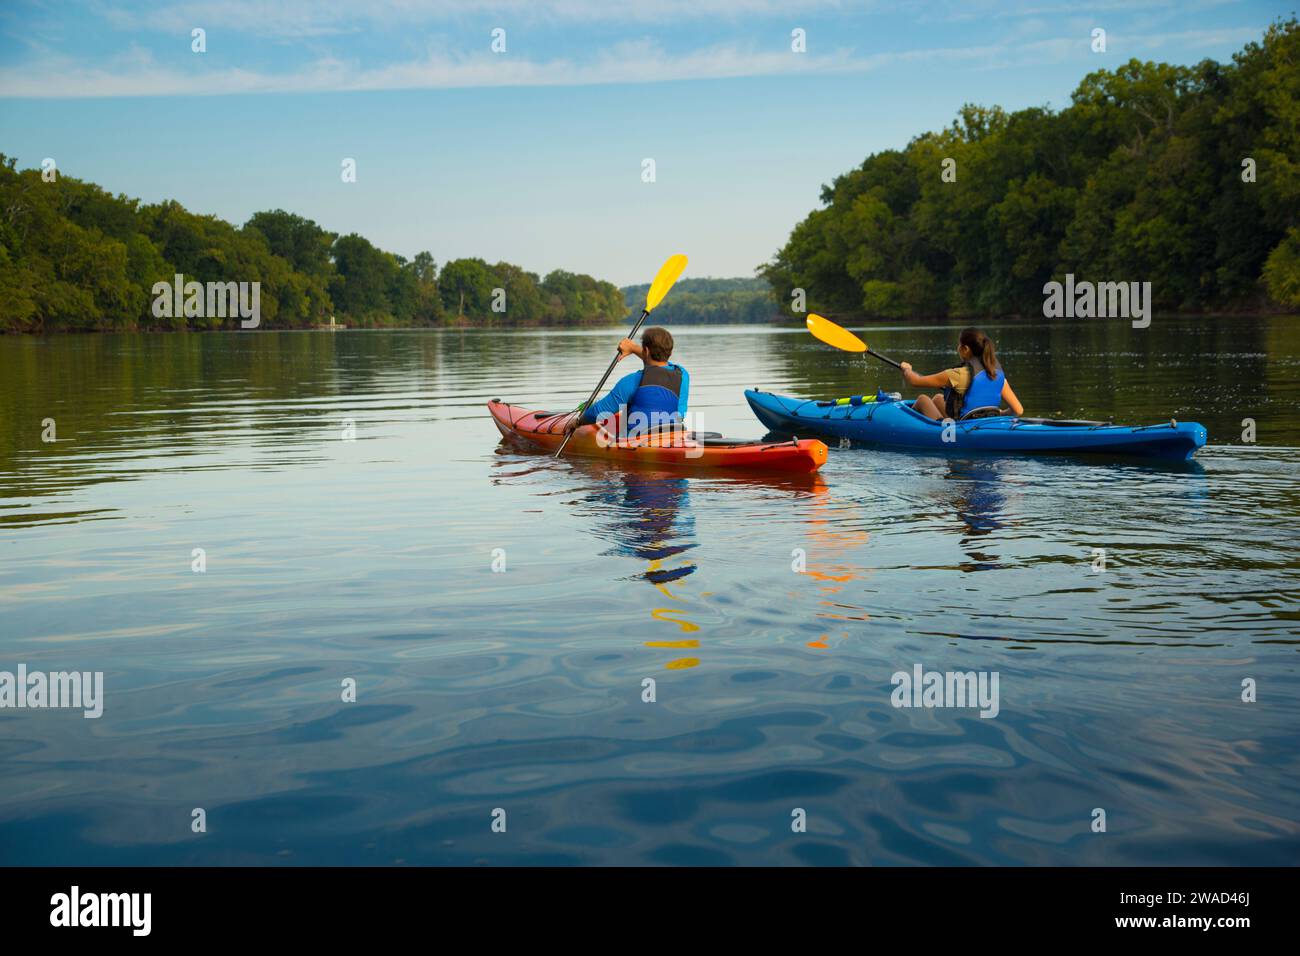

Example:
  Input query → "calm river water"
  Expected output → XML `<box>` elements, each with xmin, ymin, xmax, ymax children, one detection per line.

<box><xmin>1</xmin><ymin>318</ymin><xmax>1297</xmax><ymax>865</ymax></box>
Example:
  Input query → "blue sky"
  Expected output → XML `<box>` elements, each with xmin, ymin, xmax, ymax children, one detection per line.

<box><xmin>0</xmin><ymin>1</ymin><xmax>1288</xmax><ymax>285</ymax></box>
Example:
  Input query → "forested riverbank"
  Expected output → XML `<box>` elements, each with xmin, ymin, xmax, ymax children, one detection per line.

<box><xmin>760</xmin><ymin>19</ymin><xmax>1300</xmax><ymax>319</ymax></box>
<box><xmin>0</xmin><ymin>156</ymin><xmax>625</xmax><ymax>333</ymax></box>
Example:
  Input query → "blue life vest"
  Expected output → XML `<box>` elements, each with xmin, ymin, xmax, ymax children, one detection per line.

<box><xmin>627</xmin><ymin>364</ymin><xmax>683</xmax><ymax>428</ymax></box>
<box><xmin>963</xmin><ymin>365</ymin><xmax>1006</xmax><ymax>413</ymax></box>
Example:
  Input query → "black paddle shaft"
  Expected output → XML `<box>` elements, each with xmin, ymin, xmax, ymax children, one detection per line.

<box><xmin>868</xmin><ymin>348</ymin><xmax>903</xmax><ymax>370</ymax></box>
<box><xmin>555</xmin><ymin>308</ymin><xmax>649</xmax><ymax>457</ymax></box>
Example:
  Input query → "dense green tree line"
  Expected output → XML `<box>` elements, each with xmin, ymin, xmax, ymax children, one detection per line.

<box><xmin>761</xmin><ymin>19</ymin><xmax>1300</xmax><ymax>318</ymax></box>
<box><xmin>620</xmin><ymin>277</ymin><xmax>778</xmax><ymax>323</ymax></box>
<box><xmin>0</xmin><ymin>160</ymin><xmax>625</xmax><ymax>332</ymax></box>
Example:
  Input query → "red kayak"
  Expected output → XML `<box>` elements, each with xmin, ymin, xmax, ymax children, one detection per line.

<box><xmin>488</xmin><ymin>400</ymin><xmax>827</xmax><ymax>474</ymax></box>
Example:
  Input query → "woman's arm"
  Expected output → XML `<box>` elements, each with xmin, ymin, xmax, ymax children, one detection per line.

<box><xmin>899</xmin><ymin>362</ymin><xmax>951</xmax><ymax>390</ymax></box>
<box><xmin>1001</xmin><ymin>381</ymin><xmax>1024</xmax><ymax>416</ymax></box>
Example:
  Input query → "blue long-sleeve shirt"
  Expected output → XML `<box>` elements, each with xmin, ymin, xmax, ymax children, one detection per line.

<box><xmin>581</xmin><ymin>362</ymin><xmax>690</xmax><ymax>424</ymax></box>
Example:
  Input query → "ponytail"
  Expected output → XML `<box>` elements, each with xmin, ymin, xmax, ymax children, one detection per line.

<box><xmin>959</xmin><ymin>327</ymin><xmax>999</xmax><ymax>379</ymax></box>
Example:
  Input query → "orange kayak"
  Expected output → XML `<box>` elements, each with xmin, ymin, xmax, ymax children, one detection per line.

<box><xmin>488</xmin><ymin>400</ymin><xmax>827</xmax><ymax>473</ymax></box>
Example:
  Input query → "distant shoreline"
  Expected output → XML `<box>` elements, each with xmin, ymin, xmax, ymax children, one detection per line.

<box><xmin>2</xmin><ymin>310</ymin><xmax>1288</xmax><ymax>336</ymax></box>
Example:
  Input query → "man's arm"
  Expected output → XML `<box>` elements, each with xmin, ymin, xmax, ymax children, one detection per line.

<box><xmin>581</xmin><ymin>369</ymin><xmax>643</xmax><ymax>423</ymax></box>
<box><xmin>676</xmin><ymin>365</ymin><xmax>690</xmax><ymax>418</ymax></box>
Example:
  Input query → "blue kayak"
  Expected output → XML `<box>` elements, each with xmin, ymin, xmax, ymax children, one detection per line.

<box><xmin>745</xmin><ymin>389</ymin><xmax>1207</xmax><ymax>461</ymax></box>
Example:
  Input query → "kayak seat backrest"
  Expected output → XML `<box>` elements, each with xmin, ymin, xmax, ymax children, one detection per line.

<box><xmin>959</xmin><ymin>406</ymin><xmax>1005</xmax><ymax>421</ymax></box>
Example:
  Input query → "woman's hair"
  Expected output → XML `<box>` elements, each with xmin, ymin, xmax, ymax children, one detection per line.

<box><xmin>641</xmin><ymin>326</ymin><xmax>674</xmax><ymax>362</ymax></box>
<box><xmin>959</xmin><ymin>327</ymin><xmax>999</xmax><ymax>379</ymax></box>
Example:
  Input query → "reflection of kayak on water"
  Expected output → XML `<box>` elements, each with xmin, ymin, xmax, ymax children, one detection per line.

<box><xmin>793</xmin><ymin>475</ymin><xmax>870</xmax><ymax>651</ymax></box>
<box><xmin>549</xmin><ymin>458</ymin><xmax>830</xmax><ymax>585</ymax></box>
<box><xmin>489</xmin><ymin>400</ymin><xmax>829</xmax><ymax>473</ymax></box>
<box><xmin>501</xmin><ymin>453</ymin><xmax>831</xmax><ymax>669</ymax></box>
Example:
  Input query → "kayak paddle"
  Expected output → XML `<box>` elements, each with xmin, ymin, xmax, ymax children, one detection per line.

<box><xmin>805</xmin><ymin>313</ymin><xmax>902</xmax><ymax>369</ymax></box>
<box><xmin>555</xmin><ymin>253</ymin><xmax>689</xmax><ymax>458</ymax></box>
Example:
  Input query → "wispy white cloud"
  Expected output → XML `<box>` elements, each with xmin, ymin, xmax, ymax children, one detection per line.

<box><xmin>0</xmin><ymin>20</ymin><xmax>1267</xmax><ymax>99</ymax></box>
<box><xmin>96</xmin><ymin>0</ymin><xmax>867</xmax><ymax>37</ymax></box>
<box><xmin>1123</xmin><ymin>25</ymin><xmax>1264</xmax><ymax>52</ymax></box>
<box><xmin>0</xmin><ymin>42</ymin><xmax>850</xmax><ymax>98</ymax></box>
<box><xmin>931</xmin><ymin>0</ymin><xmax>1243</xmax><ymax>23</ymax></box>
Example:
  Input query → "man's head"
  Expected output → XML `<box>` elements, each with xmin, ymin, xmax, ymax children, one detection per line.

<box><xmin>641</xmin><ymin>326</ymin><xmax>674</xmax><ymax>363</ymax></box>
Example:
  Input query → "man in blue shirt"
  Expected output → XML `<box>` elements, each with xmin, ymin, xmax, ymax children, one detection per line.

<box><xmin>577</xmin><ymin>326</ymin><xmax>690</xmax><ymax>437</ymax></box>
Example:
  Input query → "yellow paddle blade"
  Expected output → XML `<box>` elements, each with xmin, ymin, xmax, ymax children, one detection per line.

<box><xmin>806</xmin><ymin>313</ymin><xmax>866</xmax><ymax>352</ymax></box>
<box><xmin>645</xmin><ymin>254</ymin><xmax>689</xmax><ymax>312</ymax></box>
